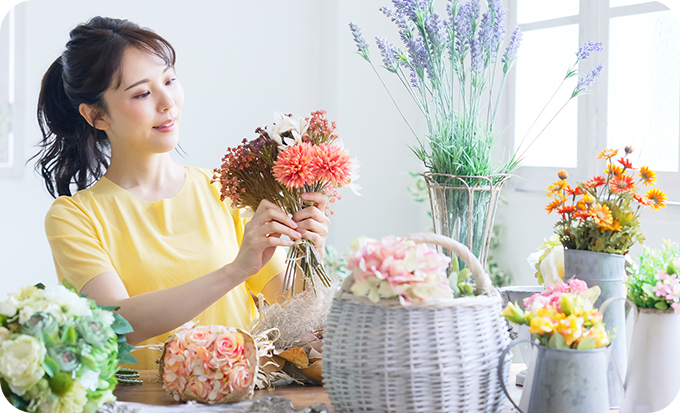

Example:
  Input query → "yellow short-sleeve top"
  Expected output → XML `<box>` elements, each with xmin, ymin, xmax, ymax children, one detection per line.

<box><xmin>44</xmin><ymin>166</ymin><xmax>285</xmax><ymax>369</ymax></box>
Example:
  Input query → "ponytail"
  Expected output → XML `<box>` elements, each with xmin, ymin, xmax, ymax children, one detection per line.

<box><xmin>35</xmin><ymin>57</ymin><xmax>109</xmax><ymax>198</ymax></box>
<box><xmin>32</xmin><ymin>16</ymin><xmax>176</xmax><ymax>198</ymax></box>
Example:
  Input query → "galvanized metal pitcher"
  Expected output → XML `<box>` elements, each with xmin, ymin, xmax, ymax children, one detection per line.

<box><xmin>498</xmin><ymin>340</ymin><xmax>611</xmax><ymax>413</ymax></box>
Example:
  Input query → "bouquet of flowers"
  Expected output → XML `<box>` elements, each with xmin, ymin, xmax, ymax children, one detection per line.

<box><xmin>347</xmin><ymin>235</ymin><xmax>454</xmax><ymax>305</ymax></box>
<box><xmin>627</xmin><ymin>241</ymin><xmax>680</xmax><ymax>312</ymax></box>
<box><xmin>502</xmin><ymin>279</ymin><xmax>609</xmax><ymax>350</ymax></box>
<box><xmin>159</xmin><ymin>323</ymin><xmax>257</xmax><ymax>404</ymax></box>
<box><xmin>213</xmin><ymin>110</ymin><xmax>359</xmax><ymax>293</ymax></box>
<box><xmin>546</xmin><ymin>147</ymin><xmax>667</xmax><ymax>254</ymax></box>
<box><xmin>0</xmin><ymin>282</ymin><xmax>136</xmax><ymax>413</ymax></box>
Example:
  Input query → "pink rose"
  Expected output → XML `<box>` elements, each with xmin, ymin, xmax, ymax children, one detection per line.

<box><xmin>228</xmin><ymin>363</ymin><xmax>253</xmax><ymax>391</ymax></box>
<box><xmin>186</xmin><ymin>376</ymin><xmax>211</xmax><ymax>400</ymax></box>
<box><xmin>214</xmin><ymin>331</ymin><xmax>244</xmax><ymax>362</ymax></box>
<box><xmin>567</xmin><ymin>278</ymin><xmax>588</xmax><ymax>293</ymax></box>
<box><xmin>186</xmin><ymin>326</ymin><xmax>214</xmax><ymax>348</ymax></box>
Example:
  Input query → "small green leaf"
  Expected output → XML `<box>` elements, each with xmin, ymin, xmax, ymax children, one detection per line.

<box><xmin>60</xmin><ymin>279</ymin><xmax>79</xmax><ymax>294</ymax></box>
<box><xmin>97</xmin><ymin>304</ymin><xmax>120</xmax><ymax>312</ymax></box>
<box><xmin>458</xmin><ymin>268</ymin><xmax>469</xmax><ymax>284</ymax></box>
<box><xmin>62</xmin><ymin>324</ymin><xmax>77</xmax><ymax>345</ymax></box>
<box><xmin>34</xmin><ymin>283</ymin><xmax>46</xmax><ymax>290</ymax></box>
<box><xmin>81</xmin><ymin>355</ymin><xmax>97</xmax><ymax>371</ymax></box>
<box><xmin>42</xmin><ymin>357</ymin><xmax>59</xmax><ymax>377</ymax></box>
<box><xmin>111</xmin><ymin>313</ymin><xmax>134</xmax><ymax>335</ymax></box>
<box><xmin>0</xmin><ymin>314</ymin><xmax>7</xmax><ymax>327</ymax></box>
<box><xmin>117</xmin><ymin>342</ymin><xmax>138</xmax><ymax>365</ymax></box>
<box><xmin>577</xmin><ymin>336</ymin><xmax>596</xmax><ymax>350</ymax></box>
<box><xmin>642</xmin><ymin>284</ymin><xmax>655</xmax><ymax>297</ymax></box>
<box><xmin>42</xmin><ymin>331</ymin><xmax>56</xmax><ymax>347</ymax></box>
<box><xmin>548</xmin><ymin>333</ymin><xmax>569</xmax><ymax>350</ymax></box>
<box><xmin>655</xmin><ymin>301</ymin><xmax>669</xmax><ymax>310</ymax></box>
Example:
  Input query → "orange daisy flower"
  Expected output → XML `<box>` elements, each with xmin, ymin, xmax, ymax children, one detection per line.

<box><xmin>609</xmin><ymin>175</ymin><xmax>635</xmax><ymax>194</ymax></box>
<box><xmin>546</xmin><ymin>180</ymin><xmax>568</xmax><ymax>196</ymax></box>
<box><xmin>566</xmin><ymin>186</ymin><xmax>582</xmax><ymax>197</ymax></box>
<box><xmin>546</xmin><ymin>197</ymin><xmax>567</xmax><ymax>214</ymax></box>
<box><xmin>582</xmin><ymin>193</ymin><xmax>595</xmax><ymax>206</ymax></box>
<box><xmin>639</xmin><ymin>166</ymin><xmax>657</xmax><ymax>187</ymax></box>
<box><xmin>598</xmin><ymin>149</ymin><xmax>618</xmax><ymax>160</ymax></box>
<box><xmin>605</xmin><ymin>164</ymin><xmax>623</xmax><ymax>178</ymax></box>
<box><xmin>557</xmin><ymin>205</ymin><xmax>577</xmax><ymax>215</ymax></box>
<box><xmin>618</xmin><ymin>158</ymin><xmax>634</xmax><ymax>170</ymax></box>
<box><xmin>645</xmin><ymin>188</ymin><xmax>667</xmax><ymax>210</ymax></box>
<box><xmin>598</xmin><ymin>219</ymin><xmax>622</xmax><ymax>232</ymax></box>
<box><xmin>585</xmin><ymin>176</ymin><xmax>606</xmax><ymax>188</ymax></box>
<box><xmin>633</xmin><ymin>192</ymin><xmax>652</xmax><ymax>207</ymax></box>
<box><xmin>573</xmin><ymin>210</ymin><xmax>591</xmax><ymax>220</ymax></box>
<box><xmin>591</xmin><ymin>203</ymin><xmax>613</xmax><ymax>225</ymax></box>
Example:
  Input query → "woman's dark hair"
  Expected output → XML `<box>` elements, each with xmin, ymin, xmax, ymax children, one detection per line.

<box><xmin>33</xmin><ymin>16</ymin><xmax>176</xmax><ymax>197</ymax></box>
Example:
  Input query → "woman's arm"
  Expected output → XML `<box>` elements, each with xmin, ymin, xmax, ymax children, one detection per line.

<box><xmin>80</xmin><ymin>200</ymin><xmax>301</xmax><ymax>345</ymax></box>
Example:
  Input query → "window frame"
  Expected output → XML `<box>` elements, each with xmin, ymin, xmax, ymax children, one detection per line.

<box><xmin>501</xmin><ymin>0</ymin><xmax>680</xmax><ymax>206</ymax></box>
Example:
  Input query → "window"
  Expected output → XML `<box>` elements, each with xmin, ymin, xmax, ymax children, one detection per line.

<box><xmin>0</xmin><ymin>6</ymin><xmax>23</xmax><ymax>179</ymax></box>
<box><xmin>505</xmin><ymin>0</ymin><xmax>680</xmax><ymax>203</ymax></box>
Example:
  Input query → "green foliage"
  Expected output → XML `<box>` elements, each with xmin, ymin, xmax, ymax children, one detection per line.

<box><xmin>626</xmin><ymin>240</ymin><xmax>680</xmax><ymax>309</ymax></box>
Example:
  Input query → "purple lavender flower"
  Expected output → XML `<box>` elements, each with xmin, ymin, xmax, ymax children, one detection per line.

<box><xmin>425</xmin><ymin>12</ymin><xmax>444</xmax><ymax>50</ymax></box>
<box><xmin>392</xmin><ymin>0</ymin><xmax>419</xmax><ymax>23</ymax></box>
<box><xmin>576</xmin><ymin>41</ymin><xmax>604</xmax><ymax>61</ymax></box>
<box><xmin>349</xmin><ymin>22</ymin><xmax>370</xmax><ymax>60</ymax></box>
<box><xmin>572</xmin><ymin>63</ymin><xmax>605</xmax><ymax>97</ymax></box>
<box><xmin>409</xmin><ymin>65</ymin><xmax>419</xmax><ymax>87</ymax></box>
<box><xmin>478</xmin><ymin>11</ymin><xmax>493</xmax><ymax>64</ymax></box>
<box><xmin>502</xmin><ymin>26</ymin><xmax>522</xmax><ymax>72</ymax></box>
<box><xmin>489</xmin><ymin>0</ymin><xmax>506</xmax><ymax>61</ymax></box>
<box><xmin>406</xmin><ymin>37</ymin><xmax>432</xmax><ymax>79</ymax></box>
<box><xmin>454</xmin><ymin>2</ymin><xmax>474</xmax><ymax>57</ymax></box>
<box><xmin>376</xmin><ymin>36</ymin><xmax>400</xmax><ymax>71</ymax></box>
<box><xmin>470</xmin><ymin>38</ymin><xmax>482</xmax><ymax>74</ymax></box>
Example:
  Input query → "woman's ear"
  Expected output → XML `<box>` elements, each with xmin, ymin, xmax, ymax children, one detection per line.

<box><xmin>79</xmin><ymin>103</ymin><xmax>110</xmax><ymax>130</ymax></box>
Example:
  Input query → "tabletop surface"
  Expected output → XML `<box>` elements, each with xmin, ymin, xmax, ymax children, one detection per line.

<box><xmin>113</xmin><ymin>365</ymin><xmax>620</xmax><ymax>412</ymax></box>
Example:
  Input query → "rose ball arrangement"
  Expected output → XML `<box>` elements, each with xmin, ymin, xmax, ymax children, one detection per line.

<box><xmin>0</xmin><ymin>282</ymin><xmax>135</xmax><ymax>413</ymax></box>
<box><xmin>347</xmin><ymin>235</ymin><xmax>454</xmax><ymax>305</ymax></box>
<box><xmin>502</xmin><ymin>279</ymin><xmax>609</xmax><ymax>350</ymax></box>
<box><xmin>159</xmin><ymin>323</ymin><xmax>257</xmax><ymax>404</ymax></box>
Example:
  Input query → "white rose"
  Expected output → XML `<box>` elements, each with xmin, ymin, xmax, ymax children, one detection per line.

<box><xmin>0</xmin><ymin>327</ymin><xmax>10</xmax><ymax>342</ymax></box>
<box><xmin>43</xmin><ymin>285</ymin><xmax>92</xmax><ymax>321</ymax></box>
<box><xmin>0</xmin><ymin>299</ymin><xmax>17</xmax><ymax>317</ymax></box>
<box><xmin>267</xmin><ymin>111</ymin><xmax>309</xmax><ymax>148</ymax></box>
<box><xmin>540</xmin><ymin>247</ymin><xmax>565</xmax><ymax>286</ymax></box>
<box><xmin>0</xmin><ymin>335</ymin><xmax>46</xmax><ymax>395</ymax></box>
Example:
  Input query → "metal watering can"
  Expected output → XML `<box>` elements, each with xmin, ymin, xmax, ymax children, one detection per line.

<box><xmin>496</xmin><ymin>296</ymin><xmax>622</xmax><ymax>413</ymax></box>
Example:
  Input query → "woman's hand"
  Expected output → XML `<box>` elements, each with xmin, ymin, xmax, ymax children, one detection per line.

<box><xmin>231</xmin><ymin>200</ymin><xmax>301</xmax><ymax>279</ymax></box>
<box><xmin>292</xmin><ymin>192</ymin><xmax>330</xmax><ymax>259</ymax></box>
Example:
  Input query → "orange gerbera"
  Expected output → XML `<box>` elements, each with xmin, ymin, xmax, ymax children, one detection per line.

<box><xmin>609</xmin><ymin>175</ymin><xmax>635</xmax><ymax>194</ymax></box>
<box><xmin>585</xmin><ymin>176</ymin><xmax>606</xmax><ymax>188</ymax></box>
<box><xmin>566</xmin><ymin>186</ymin><xmax>583</xmax><ymax>196</ymax></box>
<box><xmin>639</xmin><ymin>166</ymin><xmax>657</xmax><ymax>187</ymax></box>
<box><xmin>645</xmin><ymin>188</ymin><xmax>667</xmax><ymax>210</ymax></box>
<box><xmin>605</xmin><ymin>164</ymin><xmax>623</xmax><ymax>178</ymax></box>
<box><xmin>591</xmin><ymin>203</ymin><xmax>613</xmax><ymax>225</ymax></box>
<box><xmin>598</xmin><ymin>219</ymin><xmax>622</xmax><ymax>232</ymax></box>
<box><xmin>617</xmin><ymin>157</ymin><xmax>634</xmax><ymax>170</ymax></box>
<box><xmin>573</xmin><ymin>210</ymin><xmax>591</xmax><ymax>220</ymax></box>
<box><xmin>546</xmin><ymin>197</ymin><xmax>567</xmax><ymax>214</ymax></box>
<box><xmin>598</xmin><ymin>149</ymin><xmax>618</xmax><ymax>159</ymax></box>
<box><xmin>546</xmin><ymin>180</ymin><xmax>568</xmax><ymax>196</ymax></box>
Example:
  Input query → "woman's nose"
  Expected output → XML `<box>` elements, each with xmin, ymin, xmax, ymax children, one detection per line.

<box><xmin>157</xmin><ymin>90</ymin><xmax>175</xmax><ymax>113</ymax></box>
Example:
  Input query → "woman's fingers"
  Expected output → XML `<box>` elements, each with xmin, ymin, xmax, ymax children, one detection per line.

<box><xmin>301</xmin><ymin>192</ymin><xmax>328</xmax><ymax>211</ymax></box>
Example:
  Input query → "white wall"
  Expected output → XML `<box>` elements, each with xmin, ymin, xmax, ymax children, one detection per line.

<box><xmin>1</xmin><ymin>0</ymin><xmax>679</xmax><ymax>299</ymax></box>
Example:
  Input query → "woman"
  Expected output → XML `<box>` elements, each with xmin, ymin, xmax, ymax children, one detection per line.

<box><xmin>34</xmin><ymin>16</ymin><xmax>330</xmax><ymax>369</ymax></box>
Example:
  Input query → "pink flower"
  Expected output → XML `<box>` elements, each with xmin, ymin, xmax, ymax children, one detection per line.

<box><xmin>186</xmin><ymin>376</ymin><xmax>212</xmax><ymax>400</ymax></box>
<box><xmin>312</xmin><ymin>143</ymin><xmax>352</xmax><ymax>186</ymax></box>
<box><xmin>186</xmin><ymin>326</ymin><xmax>215</xmax><ymax>348</ymax></box>
<box><xmin>214</xmin><ymin>331</ymin><xmax>245</xmax><ymax>363</ymax></box>
<box><xmin>273</xmin><ymin>143</ymin><xmax>316</xmax><ymax>188</ymax></box>
<box><xmin>228</xmin><ymin>362</ymin><xmax>253</xmax><ymax>391</ymax></box>
<box><xmin>567</xmin><ymin>278</ymin><xmax>589</xmax><ymax>292</ymax></box>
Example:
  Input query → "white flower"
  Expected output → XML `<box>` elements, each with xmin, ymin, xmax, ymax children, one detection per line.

<box><xmin>43</xmin><ymin>285</ymin><xmax>92</xmax><ymax>322</ymax></box>
<box><xmin>78</xmin><ymin>368</ymin><xmax>101</xmax><ymax>392</ymax></box>
<box><xmin>0</xmin><ymin>299</ymin><xmax>17</xmax><ymax>317</ymax></box>
<box><xmin>0</xmin><ymin>327</ymin><xmax>10</xmax><ymax>342</ymax></box>
<box><xmin>267</xmin><ymin>111</ymin><xmax>309</xmax><ymax>148</ymax></box>
<box><xmin>0</xmin><ymin>335</ymin><xmax>46</xmax><ymax>395</ymax></box>
<box><xmin>330</xmin><ymin>138</ymin><xmax>362</xmax><ymax>196</ymax></box>
<box><xmin>540</xmin><ymin>247</ymin><xmax>564</xmax><ymax>286</ymax></box>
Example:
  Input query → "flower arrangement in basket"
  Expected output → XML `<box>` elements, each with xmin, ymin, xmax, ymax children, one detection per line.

<box><xmin>0</xmin><ymin>282</ymin><xmax>136</xmax><ymax>413</ymax></box>
<box><xmin>546</xmin><ymin>147</ymin><xmax>667</xmax><ymax>255</ymax></box>
<box><xmin>159</xmin><ymin>323</ymin><xmax>257</xmax><ymax>404</ymax></box>
<box><xmin>502</xmin><ymin>279</ymin><xmax>609</xmax><ymax>350</ymax></box>
<box><xmin>213</xmin><ymin>110</ymin><xmax>359</xmax><ymax>293</ymax></box>
<box><xmin>627</xmin><ymin>241</ymin><xmax>680</xmax><ymax>312</ymax></box>
<box><xmin>323</xmin><ymin>233</ymin><xmax>510</xmax><ymax>413</ymax></box>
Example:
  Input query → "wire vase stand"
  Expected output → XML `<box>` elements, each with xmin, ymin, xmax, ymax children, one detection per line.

<box><xmin>422</xmin><ymin>173</ymin><xmax>510</xmax><ymax>270</ymax></box>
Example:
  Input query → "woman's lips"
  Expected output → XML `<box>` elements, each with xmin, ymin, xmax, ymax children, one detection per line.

<box><xmin>153</xmin><ymin>119</ymin><xmax>176</xmax><ymax>132</ymax></box>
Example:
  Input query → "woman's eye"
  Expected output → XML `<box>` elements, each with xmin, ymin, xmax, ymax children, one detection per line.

<box><xmin>166</xmin><ymin>78</ymin><xmax>177</xmax><ymax>86</ymax></box>
<box><xmin>134</xmin><ymin>91</ymin><xmax>150</xmax><ymax>99</ymax></box>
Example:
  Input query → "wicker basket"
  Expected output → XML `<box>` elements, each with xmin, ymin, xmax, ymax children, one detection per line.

<box><xmin>323</xmin><ymin>233</ymin><xmax>511</xmax><ymax>413</ymax></box>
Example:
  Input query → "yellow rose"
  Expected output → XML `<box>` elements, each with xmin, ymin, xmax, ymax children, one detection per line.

<box><xmin>529</xmin><ymin>316</ymin><xmax>555</xmax><ymax>335</ymax></box>
<box><xmin>0</xmin><ymin>335</ymin><xmax>46</xmax><ymax>395</ymax></box>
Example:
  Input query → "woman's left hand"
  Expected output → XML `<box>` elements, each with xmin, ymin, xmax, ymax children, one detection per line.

<box><xmin>292</xmin><ymin>192</ymin><xmax>330</xmax><ymax>259</ymax></box>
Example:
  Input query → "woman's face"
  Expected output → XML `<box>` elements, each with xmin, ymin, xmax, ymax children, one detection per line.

<box><xmin>98</xmin><ymin>46</ymin><xmax>184</xmax><ymax>156</ymax></box>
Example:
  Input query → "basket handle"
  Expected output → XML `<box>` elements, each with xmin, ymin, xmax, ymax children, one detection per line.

<box><xmin>406</xmin><ymin>232</ymin><xmax>493</xmax><ymax>295</ymax></box>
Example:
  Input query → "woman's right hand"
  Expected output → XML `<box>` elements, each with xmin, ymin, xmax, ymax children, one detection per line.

<box><xmin>229</xmin><ymin>200</ymin><xmax>301</xmax><ymax>280</ymax></box>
